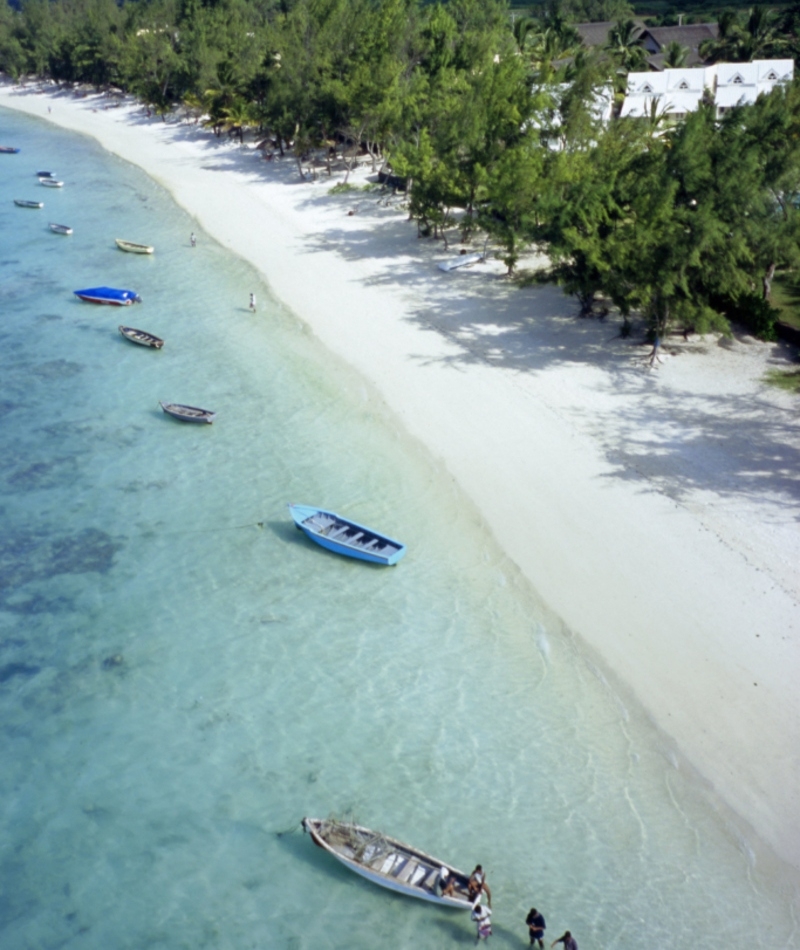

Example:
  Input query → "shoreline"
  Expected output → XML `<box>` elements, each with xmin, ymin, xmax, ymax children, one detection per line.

<box><xmin>3</xmin><ymin>81</ymin><xmax>799</xmax><ymax>875</ymax></box>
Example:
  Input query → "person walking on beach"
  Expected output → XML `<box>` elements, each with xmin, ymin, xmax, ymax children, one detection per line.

<box><xmin>551</xmin><ymin>931</ymin><xmax>578</xmax><ymax>950</ymax></box>
<box><xmin>249</xmin><ymin>292</ymin><xmax>256</xmax><ymax>313</ymax></box>
<box><xmin>468</xmin><ymin>865</ymin><xmax>492</xmax><ymax>906</ymax></box>
<box><xmin>471</xmin><ymin>901</ymin><xmax>492</xmax><ymax>943</ymax></box>
<box><xmin>190</xmin><ymin>232</ymin><xmax>196</xmax><ymax>247</ymax></box>
<box><xmin>526</xmin><ymin>908</ymin><xmax>546</xmax><ymax>948</ymax></box>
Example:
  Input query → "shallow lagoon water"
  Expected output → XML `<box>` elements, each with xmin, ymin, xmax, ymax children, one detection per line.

<box><xmin>0</xmin><ymin>108</ymin><xmax>798</xmax><ymax>950</ymax></box>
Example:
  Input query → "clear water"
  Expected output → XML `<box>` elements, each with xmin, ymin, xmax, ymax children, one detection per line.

<box><xmin>0</xmin><ymin>108</ymin><xmax>797</xmax><ymax>950</ymax></box>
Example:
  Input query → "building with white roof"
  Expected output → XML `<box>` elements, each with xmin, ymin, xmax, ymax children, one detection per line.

<box><xmin>715</xmin><ymin>60</ymin><xmax>794</xmax><ymax>114</ymax></box>
<box><xmin>620</xmin><ymin>67</ymin><xmax>714</xmax><ymax>119</ymax></box>
<box><xmin>621</xmin><ymin>60</ymin><xmax>794</xmax><ymax>121</ymax></box>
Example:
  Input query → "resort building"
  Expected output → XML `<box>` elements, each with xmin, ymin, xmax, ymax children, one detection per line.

<box><xmin>621</xmin><ymin>60</ymin><xmax>794</xmax><ymax>120</ymax></box>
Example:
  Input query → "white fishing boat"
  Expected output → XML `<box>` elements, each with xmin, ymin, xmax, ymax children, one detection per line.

<box><xmin>438</xmin><ymin>252</ymin><xmax>484</xmax><ymax>272</ymax></box>
<box><xmin>159</xmin><ymin>402</ymin><xmax>215</xmax><ymax>424</ymax></box>
<box><xmin>119</xmin><ymin>326</ymin><xmax>164</xmax><ymax>348</ymax></box>
<box><xmin>39</xmin><ymin>177</ymin><xmax>64</xmax><ymax>187</ymax></box>
<box><xmin>49</xmin><ymin>222</ymin><xmax>73</xmax><ymax>235</ymax></box>
<box><xmin>302</xmin><ymin>817</ymin><xmax>472</xmax><ymax>908</ymax></box>
<box><xmin>115</xmin><ymin>238</ymin><xmax>154</xmax><ymax>254</ymax></box>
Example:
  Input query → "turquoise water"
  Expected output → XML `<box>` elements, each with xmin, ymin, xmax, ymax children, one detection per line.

<box><xmin>0</xmin><ymin>107</ymin><xmax>798</xmax><ymax>950</ymax></box>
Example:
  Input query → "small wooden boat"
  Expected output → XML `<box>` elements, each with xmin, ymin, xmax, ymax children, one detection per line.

<box><xmin>288</xmin><ymin>504</ymin><xmax>406</xmax><ymax>565</ymax></box>
<box><xmin>159</xmin><ymin>402</ymin><xmax>215</xmax><ymax>424</ymax></box>
<box><xmin>14</xmin><ymin>199</ymin><xmax>44</xmax><ymax>209</ymax></box>
<box><xmin>0</xmin><ymin>146</ymin><xmax>20</xmax><ymax>154</ymax></box>
<box><xmin>39</xmin><ymin>177</ymin><xmax>64</xmax><ymax>187</ymax></box>
<box><xmin>303</xmin><ymin>818</ymin><xmax>472</xmax><ymax>909</ymax></box>
<box><xmin>49</xmin><ymin>222</ymin><xmax>73</xmax><ymax>235</ymax></box>
<box><xmin>74</xmin><ymin>287</ymin><xmax>141</xmax><ymax>305</ymax></box>
<box><xmin>119</xmin><ymin>326</ymin><xmax>163</xmax><ymax>348</ymax></box>
<box><xmin>115</xmin><ymin>238</ymin><xmax>154</xmax><ymax>254</ymax></box>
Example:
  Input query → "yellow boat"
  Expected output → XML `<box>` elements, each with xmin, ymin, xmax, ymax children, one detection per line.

<box><xmin>115</xmin><ymin>238</ymin><xmax>154</xmax><ymax>254</ymax></box>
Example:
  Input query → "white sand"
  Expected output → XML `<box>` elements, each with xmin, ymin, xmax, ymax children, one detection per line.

<box><xmin>3</xmin><ymin>82</ymin><xmax>799</xmax><ymax>873</ymax></box>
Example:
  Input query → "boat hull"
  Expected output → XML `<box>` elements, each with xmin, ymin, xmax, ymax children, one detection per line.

<box><xmin>14</xmin><ymin>200</ymin><xmax>43</xmax><ymax>209</ymax></box>
<box><xmin>116</xmin><ymin>239</ymin><xmax>154</xmax><ymax>254</ymax></box>
<box><xmin>288</xmin><ymin>504</ymin><xmax>406</xmax><ymax>565</ymax></box>
<box><xmin>119</xmin><ymin>326</ymin><xmax>163</xmax><ymax>348</ymax></box>
<box><xmin>159</xmin><ymin>402</ymin><xmax>215</xmax><ymax>423</ymax></box>
<box><xmin>49</xmin><ymin>223</ymin><xmax>73</xmax><ymax>235</ymax></box>
<box><xmin>74</xmin><ymin>287</ymin><xmax>141</xmax><ymax>305</ymax></box>
<box><xmin>39</xmin><ymin>178</ymin><xmax>64</xmax><ymax>187</ymax></box>
<box><xmin>0</xmin><ymin>146</ymin><xmax>20</xmax><ymax>154</ymax></box>
<box><xmin>303</xmin><ymin>818</ymin><xmax>472</xmax><ymax>909</ymax></box>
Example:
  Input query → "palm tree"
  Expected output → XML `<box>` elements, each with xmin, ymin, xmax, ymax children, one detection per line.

<box><xmin>663</xmin><ymin>41</ymin><xmax>689</xmax><ymax>68</ymax></box>
<box><xmin>605</xmin><ymin>19</ymin><xmax>647</xmax><ymax>73</ymax></box>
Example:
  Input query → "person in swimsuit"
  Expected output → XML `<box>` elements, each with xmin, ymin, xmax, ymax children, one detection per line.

<box><xmin>436</xmin><ymin>867</ymin><xmax>456</xmax><ymax>898</ymax></box>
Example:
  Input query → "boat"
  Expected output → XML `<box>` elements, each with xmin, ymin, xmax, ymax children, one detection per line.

<box><xmin>115</xmin><ymin>238</ymin><xmax>154</xmax><ymax>254</ymax></box>
<box><xmin>288</xmin><ymin>504</ymin><xmax>406</xmax><ymax>565</ymax></box>
<box><xmin>0</xmin><ymin>146</ymin><xmax>20</xmax><ymax>154</ymax></box>
<box><xmin>119</xmin><ymin>326</ymin><xmax>164</xmax><ymax>349</ymax></box>
<box><xmin>438</xmin><ymin>253</ymin><xmax>484</xmax><ymax>272</ymax></box>
<box><xmin>36</xmin><ymin>171</ymin><xmax>55</xmax><ymax>177</ymax></box>
<box><xmin>74</xmin><ymin>287</ymin><xmax>141</xmax><ymax>305</ymax></box>
<box><xmin>159</xmin><ymin>402</ymin><xmax>215</xmax><ymax>424</ymax></box>
<box><xmin>302</xmin><ymin>818</ymin><xmax>472</xmax><ymax>909</ymax></box>
<box><xmin>14</xmin><ymin>199</ymin><xmax>44</xmax><ymax>209</ymax></box>
<box><xmin>39</xmin><ymin>177</ymin><xmax>64</xmax><ymax>187</ymax></box>
<box><xmin>49</xmin><ymin>222</ymin><xmax>73</xmax><ymax>235</ymax></box>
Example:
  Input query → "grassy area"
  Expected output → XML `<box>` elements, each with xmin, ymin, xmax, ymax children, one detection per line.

<box><xmin>769</xmin><ymin>272</ymin><xmax>800</xmax><ymax>330</ymax></box>
<box><xmin>763</xmin><ymin>368</ymin><xmax>800</xmax><ymax>393</ymax></box>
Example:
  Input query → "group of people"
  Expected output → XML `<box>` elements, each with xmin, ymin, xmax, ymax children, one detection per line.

<box><xmin>439</xmin><ymin>864</ymin><xmax>578</xmax><ymax>949</ymax></box>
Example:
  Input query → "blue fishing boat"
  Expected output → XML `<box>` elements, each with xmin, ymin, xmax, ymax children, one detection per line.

<box><xmin>74</xmin><ymin>287</ymin><xmax>141</xmax><ymax>305</ymax></box>
<box><xmin>288</xmin><ymin>504</ymin><xmax>406</xmax><ymax>565</ymax></box>
<box><xmin>0</xmin><ymin>146</ymin><xmax>20</xmax><ymax>154</ymax></box>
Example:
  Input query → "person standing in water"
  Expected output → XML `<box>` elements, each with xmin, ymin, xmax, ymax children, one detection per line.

<box><xmin>249</xmin><ymin>292</ymin><xmax>256</xmax><ymax>313</ymax></box>
<box><xmin>526</xmin><ymin>908</ymin><xmax>546</xmax><ymax>948</ymax></box>
<box><xmin>551</xmin><ymin>931</ymin><xmax>578</xmax><ymax>950</ymax></box>
<box><xmin>471</xmin><ymin>901</ymin><xmax>492</xmax><ymax>943</ymax></box>
<box><xmin>190</xmin><ymin>232</ymin><xmax>196</xmax><ymax>247</ymax></box>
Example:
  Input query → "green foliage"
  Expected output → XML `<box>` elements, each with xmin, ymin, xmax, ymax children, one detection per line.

<box><xmin>4</xmin><ymin>0</ymin><xmax>800</xmax><ymax>345</ymax></box>
<box><xmin>763</xmin><ymin>368</ymin><xmax>800</xmax><ymax>392</ymax></box>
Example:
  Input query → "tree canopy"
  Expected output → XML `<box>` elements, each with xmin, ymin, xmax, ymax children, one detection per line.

<box><xmin>3</xmin><ymin>0</ymin><xmax>800</xmax><ymax>340</ymax></box>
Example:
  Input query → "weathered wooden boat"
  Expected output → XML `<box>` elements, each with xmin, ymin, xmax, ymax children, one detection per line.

<box><xmin>159</xmin><ymin>402</ymin><xmax>215</xmax><ymax>424</ymax></box>
<box><xmin>115</xmin><ymin>238</ymin><xmax>154</xmax><ymax>254</ymax></box>
<box><xmin>14</xmin><ymin>199</ymin><xmax>44</xmax><ymax>209</ymax></box>
<box><xmin>74</xmin><ymin>287</ymin><xmax>141</xmax><ymax>305</ymax></box>
<box><xmin>49</xmin><ymin>222</ymin><xmax>73</xmax><ymax>235</ymax></box>
<box><xmin>302</xmin><ymin>818</ymin><xmax>472</xmax><ymax>909</ymax></box>
<box><xmin>119</xmin><ymin>325</ymin><xmax>164</xmax><ymax>349</ymax></box>
<box><xmin>39</xmin><ymin>177</ymin><xmax>64</xmax><ymax>187</ymax></box>
<box><xmin>0</xmin><ymin>146</ymin><xmax>20</xmax><ymax>154</ymax></box>
<box><xmin>288</xmin><ymin>504</ymin><xmax>406</xmax><ymax>565</ymax></box>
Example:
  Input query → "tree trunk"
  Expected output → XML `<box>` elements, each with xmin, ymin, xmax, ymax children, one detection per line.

<box><xmin>762</xmin><ymin>262</ymin><xmax>776</xmax><ymax>299</ymax></box>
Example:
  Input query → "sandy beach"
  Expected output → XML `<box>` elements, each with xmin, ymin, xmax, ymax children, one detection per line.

<box><xmin>2</xmin><ymin>81</ymin><xmax>799</xmax><ymax>876</ymax></box>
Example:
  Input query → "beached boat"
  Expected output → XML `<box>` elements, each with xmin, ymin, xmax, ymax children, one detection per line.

<box><xmin>39</xmin><ymin>177</ymin><xmax>64</xmax><ymax>187</ymax></box>
<box><xmin>159</xmin><ymin>402</ymin><xmax>215</xmax><ymax>424</ymax></box>
<box><xmin>288</xmin><ymin>504</ymin><xmax>406</xmax><ymax>565</ymax></box>
<box><xmin>14</xmin><ymin>199</ymin><xmax>44</xmax><ymax>209</ymax></box>
<box><xmin>438</xmin><ymin>253</ymin><xmax>484</xmax><ymax>272</ymax></box>
<box><xmin>74</xmin><ymin>287</ymin><xmax>141</xmax><ymax>305</ymax></box>
<box><xmin>0</xmin><ymin>146</ymin><xmax>20</xmax><ymax>154</ymax></box>
<box><xmin>119</xmin><ymin>326</ymin><xmax>164</xmax><ymax>349</ymax></box>
<box><xmin>302</xmin><ymin>818</ymin><xmax>472</xmax><ymax>909</ymax></box>
<box><xmin>49</xmin><ymin>222</ymin><xmax>73</xmax><ymax>235</ymax></box>
<box><xmin>115</xmin><ymin>238</ymin><xmax>154</xmax><ymax>254</ymax></box>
